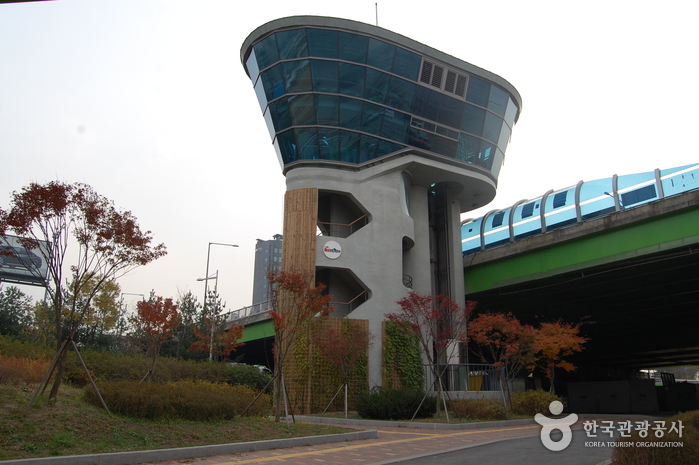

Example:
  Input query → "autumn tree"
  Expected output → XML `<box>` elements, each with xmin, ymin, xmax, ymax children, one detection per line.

<box><xmin>65</xmin><ymin>277</ymin><xmax>122</xmax><ymax>349</ymax></box>
<box><xmin>268</xmin><ymin>270</ymin><xmax>334</xmax><ymax>422</ymax></box>
<box><xmin>165</xmin><ymin>290</ymin><xmax>202</xmax><ymax>359</ymax></box>
<box><xmin>316</xmin><ymin>320</ymin><xmax>373</xmax><ymax>418</ymax></box>
<box><xmin>0</xmin><ymin>181</ymin><xmax>166</xmax><ymax>400</ymax></box>
<box><xmin>533</xmin><ymin>320</ymin><xmax>588</xmax><ymax>394</ymax></box>
<box><xmin>468</xmin><ymin>312</ymin><xmax>537</xmax><ymax>406</ymax></box>
<box><xmin>386</xmin><ymin>291</ymin><xmax>475</xmax><ymax>418</ymax></box>
<box><xmin>131</xmin><ymin>294</ymin><xmax>180</xmax><ymax>381</ymax></box>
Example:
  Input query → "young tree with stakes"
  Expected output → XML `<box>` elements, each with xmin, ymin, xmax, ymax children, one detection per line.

<box><xmin>386</xmin><ymin>291</ymin><xmax>476</xmax><ymax>420</ymax></box>
<box><xmin>0</xmin><ymin>181</ymin><xmax>166</xmax><ymax>403</ymax></box>
<box><xmin>131</xmin><ymin>294</ymin><xmax>180</xmax><ymax>382</ymax></box>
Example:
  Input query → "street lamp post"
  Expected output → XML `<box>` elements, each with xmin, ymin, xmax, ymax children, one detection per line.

<box><xmin>202</xmin><ymin>242</ymin><xmax>238</xmax><ymax>360</ymax></box>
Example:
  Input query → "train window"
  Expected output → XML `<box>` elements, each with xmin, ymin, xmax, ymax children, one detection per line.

<box><xmin>521</xmin><ymin>202</ymin><xmax>535</xmax><ymax>218</ymax></box>
<box><xmin>491</xmin><ymin>211</ymin><xmax>505</xmax><ymax>227</ymax></box>
<box><xmin>553</xmin><ymin>191</ymin><xmax>568</xmax><ymax>208</ymax></box>
<box><xmin>621</xmin><ymin>185</ymin><xmax>656</xmax><ymax>207</ymax></box>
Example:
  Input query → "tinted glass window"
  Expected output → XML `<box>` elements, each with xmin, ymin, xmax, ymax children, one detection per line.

<box><xmin>269</xmin><ymin>98</ymin><xmax>292</xmax><ymax>132</ymax></box>
<box><xmin>311</xmin><ymin>60</ymin><xmax>338</xmax><ymax>93</ymax></box>
<box><xmin>497</xmin><ymin>121</ymin><xmax>511</xmax><ymax>151</ymax></box>
<box><xmin>261</xmin><ymin>65</ymin><xmax>285</xmax><ymax>101</ymax></box>
<box><xmin>362</xmin><ymin>103</ymin><xmax>384</xmax><ymax>136</ymax></box>
<box><xmin>277</xmin><ymin>29</ymin><xmax>308</xmax><ymax>60</ymax></box>
<box><xmin>316</xmin><ymin>94</ymin><xmax>339</xmax><ymax>126</ymax></box>
<box><xmin>308</xmin><ymin>29</ymin><xmax>337</xmax><ymax>58</ymax></box>
<box><xmin>483</xmin><ymin>112</ymin><xmax>502</xmax><ymax>144</ymax></box>
<box><xmin>393</xmin><ymin>48</ymin><xmax>421</xmax><ymax>81</ymax></box>
<box><xmin>377</xmin><ymin>140</ymin><xmax>404</xmax><ymax>156</ymax></box>
<box><xmin>288</xmin><ymin>94</ymin><xmax>316</xmax><ymax>126</ymax></box>
<box><xmin>521</xmin><ymin>202</ymin><xmax>535</xmax><ymax>218</ymax></box>
<box><xmin>318</xmin><ymin>128</ymin><xmax>340</xmax><ymax>160</ymax></box>
<box><xmin>381</xmin><ymin>109</ymin><xmax>410</xmax><ymax>141</ymax></box>
<box><xmin>431</xmin><ymin>134</ymin><xmax>458</xmax><ymax>158</ymax></box>
<box><xmin>621</xmin><ymin>185</ymin><xmax>657</xmax><ymax>206</ymax></box>
<box><xmin>340</xmin><ymin>130</ymin><xmax>360</xmax><ymax>163</ymax></box>
<box><xmin>466</xmin><ymin>76</ymin><xmax>490</xmax><ymax>107</ymax></box>
<box><xmin>462</xmin><ymin>104</ymin><xmax>485</xmax><ymax>135</ymax></box>
<box><xmin>360</xmin><ymin>135</ymin><xmax>380</xmax><ymax>162</ymax></box>
<box><xmin>411</xmin><ymin>86</ymin><xmax>439</xmax><ymax>121</ymax></box>
<box><xmin>339</xmin><ymin>97</ymin><xmax>362</xmax><ymax>130</ymax></box>
<box><xmin>283</xmin><ymin>60</ymin><xmax>312</xmax><ymax>93</ymax></box>
<box><xmin>491</xmin><ymin>211</ymin><xmax>505</xmax><ymax>227</ymax></box>
<box><xmin>365</xmin><ymin>69</ymin><xmax>389</xmax><ymax>104</ymax></box>
<box><xmin>504</xmin><ymin>97</ymin><xmax>518</xmax><ymax>127</ymax></box>
<box><xmin>339</xmin><ymin>32</ymin><xmax>368</xmax><ymax>63</ymax></box>
<box><xmin>253</xmin><ymin>34</ymin><xmax>279</xmax><ymax>70</ymax></box>
<box><xmin>296</xmin><ymin>128</ymin><xmax>319</xmax><ymax>159</ymax></box>
<box><xmin>367</xmin><ymin>38</ymin><xmax>395</xmax><ymax>72</ymax></box>
<box><xmin>339</xmin><ymin>62</ymin><xmax>365</xmax><ymax>98</ymax></box>
<box><xmin>277</xmin><ymin>129</ymin><xmax>297</xmax><ymax>163</ymax></box>
<box><xmin>553</xmin><ymin>191</ymin><xmax>568</xmax><ymax>208</ymax></box>
<box><xmin>437</xmin><ymin>94</ymin><xmax>464</xmax><ymax>128</ymax></box>
<box><xmin>456</xmin><ymin>134</ymin><xmax>480</xmax><ymax>163</ymax></box>
<box><xmin>386</xmin><ymin>76</ymin><xmax>415</xmax><ymax>111</ymax></box>
<box><xmin>487</xmin><ymin>86</ymin><xmax>508</xmax><ymax>116</ymax></box>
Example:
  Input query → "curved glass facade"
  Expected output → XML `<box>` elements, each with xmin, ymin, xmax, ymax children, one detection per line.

<box><xmin>244</xmin><ymin>26</ymin><xmax>519</xmax><ymax>174</ymax></box>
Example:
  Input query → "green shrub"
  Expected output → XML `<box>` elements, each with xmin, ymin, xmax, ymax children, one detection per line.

<box><xmin>85</xmin><ymin>380</ymin><xmax>272</xmax><ymax>420</ymax></box>
<box><xmin>612</xmin><ymin>410</ymin><xmax>699</xmax><ymax>465</ymax></box>
<box><xmin>356</xmin><ymin>388</ymin><xmax>436</xmax><ymax>420</ymax></box>
<box><xmin>450</xmin><ymin>398</ymin><xmax>507</xmax><ymax>421</ymax></box>
<box><xmin>510</xmin><ymin>390</ymin><xmax>561</xmax><ymax>416</ymax></box>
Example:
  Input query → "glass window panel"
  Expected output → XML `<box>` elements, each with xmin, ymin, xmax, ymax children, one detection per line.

<box><xmin>277</xmin><ymin>29</ymin><xmax>308</xmax><ymax>60</ymax></box>
<box><xmin>411</xmin><ymin>86</ymin><xmax>439</xmax><ymax>121</ymax></box>
<box><xmin>296</xmin><ymin>128</ymin><xmax>319</xmax><ymax>160</ymax></box>
<box><xmin>497</xmin><ymin>121</ymin><xmax>511</xmax><ymax>152</ymax></box>
<box><xmin>362</xmin><ymin>102</ymin><xmax>384</xmax><ymax>136</ymax></box>
<box><xmin>308</xmin><ymin>28</ymin><xmax>337</xmax><ymax>58</ymax></box>
<box><xmin>386</xmin><ymin>76</ymin><xmax>415</xmax><ymax>111</ymax></box>
<box><xmin>339</xmin><ymin>97</ymin><xmax>362</xmax><ymax>130</ymax></box>
<box><xmin>288</xmin><ymin>94</ymin><xmax>316</xmax><ymax>126</ymax></box>
<box><xmin>246</xmin><ymin>50</ymin><xmax>261</xmax><ymax>84</ymax></box>
<box><xmin>253</xmin><ymin>35</ymin><xmax>279</xmax><ymax>70</ymax></box>
<box><xmin>483</xmin><ymin>112</ymin><xmax>502</xmax><ymax>144</ymax></box>
<box><xmin>466</xmin><ymin>76</ymin><xmax>490</xmax><ymax>108</ymax></box>
<box><xmin>461</xmin><ymin>104</ymin><xmax>485</xmax><ymax>135</ymax></box>
<box><xmin>431</xmin><ymin>134</ymin><xmax>458</xmax><ymax>158</ymax></box>
<box><xmin>487</xmin><ymin>85</ymin><xmax>509</xmax><ymax>116</ymax></box>
<box><xmin>262</xmin><ymin>106</ymin><xmax>276</xmax><ymax>139</ymax></box>
<box><xmin>339</xmin><ymin>32</ymin><xmax>368</xmax><ymax>63</ymax></box>
<box><xmin>339</xmin><ymin>62</ymin><xmax>365</xmax><ymax>98</ymax></box>
<box><xmin>377</xmin><ymin>140</ymin><xmax>404</xmax><ymax>157</ymax></box>
<box><xmin>261</xmin><ymin>64</ymin><xmax>286</xmax><ymax>101</ymax></box>
<box><xmin>365</xmin><ymin>69</ymin><xmax>389</xmax><ymax>104</ymax></box>
<box><xmin>407</xmin><ymin>128</ymin><xmax>432</xmax><ymax>151</ymax></box>
<box><xmin>367</xmin><ymin>38</ymin><xmax>395</xmax><ymax>72</ymax></box>
<box><xmin>283</xmin><ymin>60</ymin><xmax>312</xmax><ymax>93</ymax></box>
<box><xmin>253</xmin><ymin>78</ymin><xmax>268</xmax><ymax>112</ymax></box>
<box><xmin>504</xmin><ymin>96</ymin><xmax>518</xmax><ymax>127</ymax></box>
<box><xmin>340</xmin><ymin>130</ymin><xmax>360</xmax><ymax>163</ymax></box>
<box><xmin>318</xmin><ymin>128</ymin><xmax>340</xmax><ymax>160</ymax></box>
<box><xmin>277</xmin><ymin>129</ymin><xmax>298</xmax><ymax>164</ymax></box>
<box><xmin>479</xmin><ymin>141</ymin><xmax>495</xmax><ymax>169</ymax></box>
<box><xmin>359</xmin><ymin>135</ymin><xmax>380</xmax><ymax>162</ymax></box>
<box><xmin>269</xmin><ymin>97</ymin><xmax>292</xmax><ymax>132</ymax></box>
<box><xmin>311</xmin><ymin>60</ymin><xmax>338</xmax><ymax>93</ymax></box>
<box><xmin>437</xmin><ymin>94</ymin><xmax>464</xmax><ymax>128</ymax></box>
<box><xmin>381</xmin><ymin>108</ymin><xmax>410</xmax><ymax>142</ymax></box>
<box><xmin>456</xmin><ymin>134</ymin><xmax>480</xmax><ymax>163</ymax></box>
<box><xmin>490</xmin><ymin>149</ymin><xmax>504</xmax><ymax>178</ymax></box>
<box><xmin>393</xmin><ymin>47</ymin><xmax>421</xmax><ymax>81</ymax></box>
<box><xmin>316</xmin><ymin>94</ymin><xmax>339</xmax><ymax>126</ymax></box>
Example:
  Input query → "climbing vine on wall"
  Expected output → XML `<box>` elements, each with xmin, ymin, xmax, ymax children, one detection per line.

<box><xmin>383</xmin><ymin>320</ymin><xmax>424</xmax><ymax>391</ymax></box>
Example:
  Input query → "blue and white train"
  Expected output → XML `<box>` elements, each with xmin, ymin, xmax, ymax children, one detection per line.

<box><xmin>462</xmin><ymin>163</ymin><xmax>699</xmax><ymax>256</ymax></box>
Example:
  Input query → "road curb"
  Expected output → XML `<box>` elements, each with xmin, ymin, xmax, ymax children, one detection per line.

<box><xmin>0</xmin><ymin>430</ymin><xmax>378</xmax><ymax>465</ymax></box>
<box><xmin>296</xmin><ymin>415</ymin><xmax>537</xmax><ymax>430</ymax></box>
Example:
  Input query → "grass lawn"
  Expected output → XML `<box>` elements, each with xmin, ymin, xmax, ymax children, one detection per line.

<box><xmin>0</xmin><ymin>382</ymin><xmax>352</xmax><ymax>461</ymax></box>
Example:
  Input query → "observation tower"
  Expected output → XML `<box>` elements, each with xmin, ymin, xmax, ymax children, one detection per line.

<box><xmin>241</xmin><ymin>16</ymin><xmax>522</xmax><ymax>389</ymax></box>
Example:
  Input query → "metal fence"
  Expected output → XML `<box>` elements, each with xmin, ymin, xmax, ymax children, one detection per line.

<box><xmin>424</xmin><ymin>364</ymin><xmax>503</xmax><ymax>392</ymax></box>
<box><xmin>225</xmin><ymin>300</ymin><xmax>272</xmax><ymax>322</ymax></box>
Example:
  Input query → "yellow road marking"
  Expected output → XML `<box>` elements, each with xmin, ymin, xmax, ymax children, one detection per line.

<box><xmin>216</xmin><ymin>424</ymin><xmax>540</xmax><ymax>464</ymax></box>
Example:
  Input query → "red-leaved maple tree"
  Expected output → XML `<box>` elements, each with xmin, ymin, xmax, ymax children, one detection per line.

<box><xmin>189</xmin><ymin>318</ymin><xmax>244</xmax><ymax>362</ymax></box>
<box><xmin>386</xmin><ymin>291</ymin><xmax>475</xmax><ymax>417</ymax></box>
<box><xmin>132</xmin><ymin>295</ymin><xmax>179</xmax><ymax>381</ymax></box>
<box><xmin>0</xmin><ymin>181</ymin><xmax>166</xmax><ymax>400</ymax></box>
<box><xmin>533</xmin><ymin>320</ymin><xmax>588</xmax><ymax>393</ymax></box>
<box><xmin>468</xmin><ymin>312</ymin><xmax>537</xmax><ymax>405</ymax></box>
<box><xmin>268</xmin><ymin>270</ymin><xmax>334</xmax><ymax>422</ymax></box>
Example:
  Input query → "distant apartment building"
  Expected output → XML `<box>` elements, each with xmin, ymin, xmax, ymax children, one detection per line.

<box><xmin>251</xmin><ymin>234</ymin><xmax>283</xmax><ymax>304</ymax></box>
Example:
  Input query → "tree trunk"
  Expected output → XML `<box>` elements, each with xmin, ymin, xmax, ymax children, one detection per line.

<box><xmin>48</xmin><ymin>346</ymin><xmax>68</xmax><ymax>400</ymax></box>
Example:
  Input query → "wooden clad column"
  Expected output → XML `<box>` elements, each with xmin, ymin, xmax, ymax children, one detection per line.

<box><xmin>282</xmin><ymin>187</ymin><xmax>318</xmax><ymax>277</ymax></box>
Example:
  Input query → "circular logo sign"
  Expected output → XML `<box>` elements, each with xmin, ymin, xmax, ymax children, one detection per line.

<box><xmin>323</xmin><ymin>240</ymin><xmax>342</xmax><ymax>259</ymax></box>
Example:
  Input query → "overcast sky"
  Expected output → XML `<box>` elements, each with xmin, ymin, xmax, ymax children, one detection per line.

<box><xmin>1</xmin><ymin>0</ymin><xmax>697</xmax><ymax>311</ymax></box>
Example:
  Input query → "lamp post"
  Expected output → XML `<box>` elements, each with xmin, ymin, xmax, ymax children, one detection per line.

<box><xmin>201</xmin><ymin>242</ymin><xmax>238</xmax><ymax>360</ymax></box>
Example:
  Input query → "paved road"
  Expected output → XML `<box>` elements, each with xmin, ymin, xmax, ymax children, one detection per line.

<box><xmin>379</xmin><ymin>429</ymin><xmax>613</xmax><ymax>465</ymax></box>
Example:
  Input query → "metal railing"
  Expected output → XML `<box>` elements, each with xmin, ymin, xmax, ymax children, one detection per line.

<box><xmin>402</xmin><ymin>273</ymin><xmax>413</xmax><ymax>289</ymax></box>
<box><xmin>225</xmin><ymin>300</ymin><xmax>272</xmax><ymax>322</ymax></box>
<box><xmin>424</xmin><ymin>364</ymin><xmax>503</xmax><ymax>392</ymax></box>
<box><xmin>331</xmin><ymin>290</ymin><xmax>368</xmax><ymax>315</ymax></box>
<box><xmin>317</xmin><ymin>215</ymin><xmax>368</xmax><ymax>238</ymax></box>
